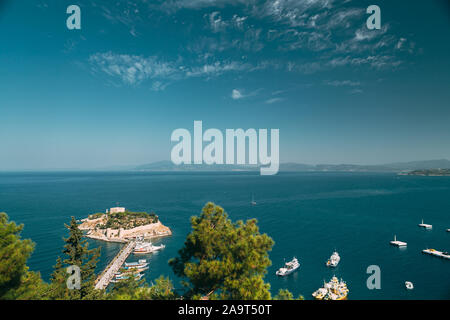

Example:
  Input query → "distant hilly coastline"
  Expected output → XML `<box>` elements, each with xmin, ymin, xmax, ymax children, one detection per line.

<box><xmin>133</xmin><ymin>159</ymin><xmax>450</xmax><ymax>173</ymax></box>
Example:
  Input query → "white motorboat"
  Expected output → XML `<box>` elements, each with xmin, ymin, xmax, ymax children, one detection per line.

<box><xmin>326</xmin><ymin>251</ymin><xmax>340</xmax><ymax>267</ymax></box>
<box><xmin>405</xmin><ymin>281</ymin><xmax>414</xmax><ymax>290</ymax></box>
<box><xmin>276</xmin><ymin>257</ymin><xmax>300</xmax><ymax>276</ymax></box>
<box><xmin>134</xmin><ymin>241</ymin><xmax>165</xmax><ymax>254</ymax></box>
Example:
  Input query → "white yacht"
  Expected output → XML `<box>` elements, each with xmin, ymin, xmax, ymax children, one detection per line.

<box><xmin>133</xmin><ymin>241</ymin><xmax>165</xmax><ymax>255</ymax></box>
<box><xmin>326</xmin><ymin>251</ymin><xmax>340</xmax><ymax>267</ymax></box>
<box><xmin>276</xmin><ymin>257</ymin><xmax>300</xmax><ymax>276</ymax></box>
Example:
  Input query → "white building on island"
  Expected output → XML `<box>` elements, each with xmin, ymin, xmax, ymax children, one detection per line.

<box><xmin>107</xmin><ymin>207</ymin><xmax>126</xmax><ymax>214</ymax></box>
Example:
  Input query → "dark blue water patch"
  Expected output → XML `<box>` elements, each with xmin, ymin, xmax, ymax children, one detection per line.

<box><xmin>0</xmin><ymin>171</ymin><xmax>449</xmax><ymax>299</ymax></box>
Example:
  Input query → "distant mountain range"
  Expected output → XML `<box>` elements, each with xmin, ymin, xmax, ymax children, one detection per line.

<box><xmin>134</xmin><ymin>159</ymin><xmax>450</xmax><ymax>173</ymax></box>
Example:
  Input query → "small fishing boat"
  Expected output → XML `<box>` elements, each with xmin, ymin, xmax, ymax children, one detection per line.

<box><xmin>405</xmin><ymin>281</ymin><xmax>414</xmax><ymax>290</ymax></box>
<box><xmin>122</xmin><ymin>266</ymin><xmax>149</xmax><ymax>273</ymax></box>
<box><xmin>124</xmin><ymin>259</ymin><xmax>148</xmax><ymax>269</ymax></box>
<box><xmin>111</xmin><ymin>272</ymin><xmax>143</xmax><ymax>283</ymax></box>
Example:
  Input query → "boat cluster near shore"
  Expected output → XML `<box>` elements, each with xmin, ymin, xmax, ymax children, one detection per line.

<box><xmin>93</xmin><ymin>206</ymin><xmax>448</xmax><ymax>294</ymax></box>
<box><xmin>111</xmin><ymin>238</ymin><xmax>167</xmax><ymax>285</ymax></box>
<box><xmin>275</xmin><ymin>251</ymin><xmax>348</xmax><ymax>300</ymax></box>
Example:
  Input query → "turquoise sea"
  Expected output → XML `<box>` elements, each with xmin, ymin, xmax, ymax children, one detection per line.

<box><xmin>0</xmin><ymin>171</ymin><xmax>449</xmax><ymax>300</ymax></box>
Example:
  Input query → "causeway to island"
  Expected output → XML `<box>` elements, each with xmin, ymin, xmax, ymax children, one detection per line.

<box><xmin>78</xmin><ymin>207</ymin><xmax>172</xmax><ymax>290</ymax></box>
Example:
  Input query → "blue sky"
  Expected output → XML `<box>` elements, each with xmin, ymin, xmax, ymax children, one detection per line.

<box><xmin>0</xmin><ymin>0</ymin><xmax>449</xmax><ymax>170</ymax></box>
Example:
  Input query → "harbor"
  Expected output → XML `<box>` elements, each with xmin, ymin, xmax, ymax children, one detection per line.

<box><xmin>94</xmin><ymin>236</ymin><xmax>168</xmax><ymax>289</ymax></box>
<box><xmin>94</xmin><ymin>241</ymin><xmax>136</xmax><ymax>290</ymax></box>
<box><xmin>4</xmin><ymin>171</ymin><xmax>450</xmax><ymax>300</ymax></box>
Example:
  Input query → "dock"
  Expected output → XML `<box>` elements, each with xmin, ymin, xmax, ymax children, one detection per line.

<box><xmin>390</xmin><ymin>235</ymin><xmax>407</xmax><ymax>247</ymax></box>
<box><xmin>94</xmin><ymin>241</ymin><xmax>136</xmax><ymax>290</ymax></box>
<box><xmin>418</xmin><ymin>219</ymin><xmax>432</xmax><ymax>229</ymax></box>
<box><xmin>422</xmin><ymin>248</ymin><xmax>450</xmax><ymax>260</ymax></box>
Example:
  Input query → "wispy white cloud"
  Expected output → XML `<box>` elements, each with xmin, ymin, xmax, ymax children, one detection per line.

<box><xmin>324</xmin><ymin>80</ymin><xmax>361</xmax><ymax>87</ymax></box>
<box><xmin>231</xmin><ymin>89</ymin><xmax>244</xmax><ymax>99</ymax></box>
<box><xmin>206</xmin><ymin>11</ymin><xmax>248</xmax><ymax>32</ymax></box>
<box><xmin>89</xmin><ymin>52</ymin><xmax>256</xmax><ymax>88</ymax></box>
<box><xmin>255</xmin><ymin>0</ymin><xmax>337</xmax><ymax>27</ymax></box>
<box><xmin>161</xmin><ymin>0</ymin><xmax>250</xmax><ymax>11</ymax></box>
<box><xmin>265</xmin><ymin>97</ymin><xmax>284</xmax><ymax>104</ymax></box>
<box><xmin>349</xmin><ymin>88</ymin><xmax>363</xmax><ymax>94</ymax></box>
<box><xmin>86</xmin><ymin>0</ymin><xmax>416</xmax><ymax>89</ymax></box>
<box><xmin>186</xmin><ymin>61</ymin><xmax>252</xmax><ymax>78</ymax></box>
<box><xmin>151</xmin><ymin>81</ymin><xmax>171</xmax><ymax>92</ymax></box>
<box><xmin>230</xmin><ymin>88</ymin><xmax>262</xmax><ymax>100</ymax></box>
<box><xmin>89</xmin><ymin>52</ymin><xmax>178</xmax><ymax>85</ymax></box>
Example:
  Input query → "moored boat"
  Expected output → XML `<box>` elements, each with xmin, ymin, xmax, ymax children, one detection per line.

<box><xmin>312</xmin><ymin>276</ymin><xmax>349</xmax><ymax>300</ymax></box>
<box><xmin>133</xmin><ymin>241</ymin><xmax>165</xmax><ymax>254</ymax></box>
<box><xmin>422</xmin><ymin>248</ymin><xmax>450</xmax><ymax>259</ymax></box>
<box><xmin>405</xmin><ymin>281</ymin><xmax>414</xmax><ymax>290</ymax></box>
<box><xmin>111</xmin><ymin>272</ymin><xmax>143</xmax><ymax>283</ymax></box>
<box><xmin>326</xmin><ymin>251</ymin><xmax>340</xmax><ymax>267</ymax></box>
<box><xmin>124</xmin><ymin>259</ymin><xmax>148</xmax><ymax>269</ymax></box>
<box><xmin>276</xmin><ymin>257</ymin><xmax>300</xmax><ymax>276</ymax></box>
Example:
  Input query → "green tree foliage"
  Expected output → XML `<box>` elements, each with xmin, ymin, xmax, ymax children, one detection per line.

<box><xmin>0</xmin><ymin>212</ymin><xmax>46</xmax><ymax>299</ymax></box>
<box><xmin>47</xmin><ymin>217</ymin><xmax>104</xmax><ymax>300</ymax></box>
<box><xmin>274</xmin><ymin>289</ymin><xmax>294</xmax><ymax>300</ymax></box>
<box><xmin>141</xmin><ymin>276</ymin><xmax>176</xmax><ymax>300</ymax></box>
<box><xmin>108</xmin><ymin>275</ymin><xmax>176</xmax><ymax>300</ymax></box>
<box><xmin>108</xmin><ymin>273</ymin><xmax>145</xmax><ymax>300</ymax></box>
<box><xmin>169</xmin><ymin>202</ymin><xmax>274</xmax><ymax>300</ymax></box>
<box><xmin>273</xmin><ymin>289</ymin><xmax>304</xmax><ymax>300</ymax></box>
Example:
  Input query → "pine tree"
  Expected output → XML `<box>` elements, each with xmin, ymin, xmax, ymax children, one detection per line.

<box><xmin>139</xmin><ymin>276</ymin><xmax>176</xmax><ymax>300</ymax></box>
<box><xmin>0</xmin><ymin>212</ymin><xmax>46</xmax><ymax>299</ymax></box>
<box><xmin>47</xmin><ymin>217</ymin><xmax>103</xmax><ymax>300</ymax></box>
<box><xmin>273</xmin><ymin>289</ymin><xmax>294</xmax><ymax>300</ymax></box>
<box><xmin>169</xmin><ymin>202</ymin><xmax>274</xmax><ymax>300</ymax></box>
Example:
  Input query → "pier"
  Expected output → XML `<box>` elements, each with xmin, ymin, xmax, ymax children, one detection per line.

<box><xmin>390</xmin><ymin>235</ymin><xmax>407</xmax><ymax>247</ymax></box>
<box><xmin>422</xmin><ymin>248</ymin><xmax>450</xmax><ymax>260</ymax></box>
<box><xmin>418</xmin><ymin>219</ymin><xmax>432</xmax><ymax>229</ymax></box>
<box><xmin>94</xmin><ymin>241</ymin><xmax>136</xmax><ymax>290</ymax></box>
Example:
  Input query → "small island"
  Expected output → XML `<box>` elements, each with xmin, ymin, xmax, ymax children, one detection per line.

<box><xmin>79</xmin><ymin>207</ymin><xmax>172</xmax><ymax>243</ymax></box>
<box><xmin>402</xmin><ymin>169</ymin><xmax>450</xmax><ymax>176</ymax></box>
